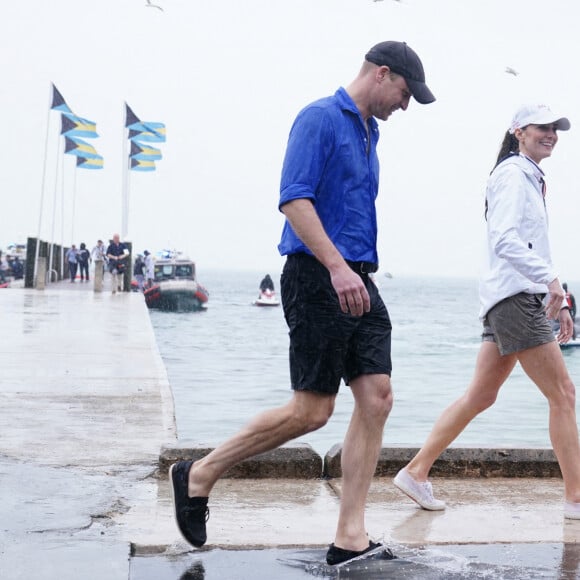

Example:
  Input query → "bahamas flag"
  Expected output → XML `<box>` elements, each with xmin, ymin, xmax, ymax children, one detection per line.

<box><xmin>51</xmin><ymin>84</ymin><xmax>72</xmax><ymax>113</ymax></box>
<box><xmin>130</xmin><ymin>141</ymin><xmax>162</xmax><ymax>161</ymax></box>
<box><xmin>128</xmin><ymin>123</ymin><xmax>166</xmax><ymax>143</ymax></box>
<box><xmin>76</xmin><ymin>155</ymin><xmax>104</xmax><ymax>170</ymax></box>
<box><xmin>64</xmin><ymin>136</ymin><xmax>101</xmax><ymax>159</ymax></box>
<box><xmin>130</xmin><ymin>158</ymin><xmax>156</xmax><ymax>172</ymax></box>
<box><xmin>125</xmin><ymin>103</ymin><xmax>166</xmax><ymax>142</ymax></box>
<box><xmin>125</xmin><ymin>103</ymin><xmax>141</xmax><ymax>128</ymax></box>
<box><xmin>61</xmin><ymin>113</ymin><xmax>98</xmax><ymax>138</ymax></box>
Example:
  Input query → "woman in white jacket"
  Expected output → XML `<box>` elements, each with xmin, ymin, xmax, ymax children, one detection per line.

<box><xmin>393</xmin><ymin>104</ymin><xmax>580</xmax><ymax>519</ymax></box>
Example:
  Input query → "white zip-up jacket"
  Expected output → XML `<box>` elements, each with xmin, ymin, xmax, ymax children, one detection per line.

<box><xmin>479</xmin><ymin>153</ymin><xmax>558</xmax><ymax>319</ymax></box>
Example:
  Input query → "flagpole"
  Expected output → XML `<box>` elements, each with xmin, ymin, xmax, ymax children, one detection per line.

<box><xmin>126</xmin><ymin>153</ymin><xmax>132</xmax><ymax>240</ymax></box>
<box><xmin>34</xmin><ymin>83</ymin><xmax>55</xmax><ymax>285</ymax></box>
<box><xmin>122</xmin><ymin>103</ymin><xmax>128</xmax><ymax>239</ymax></box>
<box><xmin>71</xmin><ymin>164</ymin><xmax>77</xmax><ymax>245</ymax></box>
<box><xmin>49</xmin><ymin>138</ymin><xmax>63</xmax><ymax>283</ymax></box>
<box><xmin>60</xmin><ymin>163</ymin><xmax>65</xmax><ymax>280</ymax></box>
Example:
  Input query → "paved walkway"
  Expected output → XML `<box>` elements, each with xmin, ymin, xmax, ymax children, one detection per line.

<box><xmin>0</xmin><ymin>282</ymin><xmax>175</xmax><ymax>580</ymax></box>
<box><xmin>2</xmin><ymin>282</ymin><xmax>580</xmax><ymax>579</ymax></box>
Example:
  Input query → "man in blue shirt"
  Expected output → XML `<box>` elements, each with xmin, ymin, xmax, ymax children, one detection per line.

<box><xmin>170</xmin><ymin>41</ymin><xmax>435</xmax><ymax>566</ymax></box>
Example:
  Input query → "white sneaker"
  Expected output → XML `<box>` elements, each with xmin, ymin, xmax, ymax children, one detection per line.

<box><xmin>393</xmin><ymin>468</ymin><xmax>446</xmax><ymax>511</ymax></box>
<box><xmin>565</xmin><ymin>501</ymin><xmax>580</xmax><ymax>519</ymax></box>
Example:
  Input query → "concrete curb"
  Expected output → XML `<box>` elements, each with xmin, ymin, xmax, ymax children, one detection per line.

<box><xmin>158</xmin><ymin>442</ymin><xmax>323</xmax><ymax>478</ymax></box>
<box><xmin>159</xmin><ymin>443</ymin><xmax>562</xmax><ymax>480</ymax></box>
<box><xmin>325</xmin><ymin>445</ymin><xmax>561</xmax><ymax>478</ymax></box>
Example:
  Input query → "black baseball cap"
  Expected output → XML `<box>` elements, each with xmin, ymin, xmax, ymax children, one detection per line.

<box><xmin>365</xmin><ymin>41</ymin><xmax>435</xmax><ymax>104</ymax></box>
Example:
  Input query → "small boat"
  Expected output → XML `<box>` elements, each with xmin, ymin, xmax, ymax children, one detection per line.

<box><xmin>144</xmin><ymin>256</ymin><xmax>208</xmax><ymax>312</ymax></box>
<box><xmin>253</xmin><ymin>289</ymin><xmax>280</xmax><ymax>307</ymax></box>
<box><xmin>552</xmin><ymin>317</ymin><xmax>580</xmax><ymax>349</ymax></box>
<box><xmin>559</xmin><ymin>338</ymin><xmax>580</xmax><ymax>349</ymax></box>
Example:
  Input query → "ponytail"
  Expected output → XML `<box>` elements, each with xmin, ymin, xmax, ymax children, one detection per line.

<box><xmin>485</xmin><ymin>131</ymin><xmax>520</xmax><ymax>220</ymax></box>
<box><xmin>493</xmin><ymin>131</ymin><xmax>519</xmax><ymax>170</ymax></box>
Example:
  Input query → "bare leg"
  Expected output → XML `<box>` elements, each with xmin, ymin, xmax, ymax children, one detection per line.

<box><xmin>518</xmin><ymin>341</ymin><xmax>580</xmax><ymax>502</ymax></box>
<box><xmin>188</xmin><ymin>391</ymin><xmax>335</xmax><ymax>496</ymax></box>
<box><xmin>406</xmin><ymin>341</ymin><xmax>517</xmax><ymax>481</ymax></box>
<box><xmin>334</xmin><ymin>374</ymin><xmax>393</xmax><ymax>551</ymax></box>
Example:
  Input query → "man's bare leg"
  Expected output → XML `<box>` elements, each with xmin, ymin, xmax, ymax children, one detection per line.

<box><xmin>188</xmin><ymin>390</ymin><xmax>336</xmax><ymax>496</ymax></box>
<box><xmin>334</xmin><ymin>373</ymin><xmax>393</xmax><ymax>551</ymax></box>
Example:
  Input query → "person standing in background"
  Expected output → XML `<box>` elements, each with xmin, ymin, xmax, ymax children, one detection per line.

<box><xmin>144</xmin><ymin>250</ymin><xmax>154</xmax><ymax>288</ymax></box>
<box><xmin>0</xmin><ymin>252</ymin><xmax>8</xmax><ymax>284</ymax></box>
<box><xmin>106</xmin><ymin>234</ymin><xmax>129</xmax><ymax>294</ymax></box>
<box><xmin>65</xmin><ymin>245</ymin><xmax>78</xmax><ymax>283</ymax></box>
<box><xmin>563</xmin><ymin>283</ymin><xmax>576</xmax><ymax>320</ymax></box>
<box><xmin>133</xmin><ymin>254</ymin><xmax>146</xmax><ymax>291</ymax></box>
<box><xmin>91</xmin><ymin>239</ymin><xmax>106</xmax><ymax>277</ymax></box>
<box><xmin>77</xmin><ymin>243</ymin><xmax>91</xmax><ymax>282</ymax></box>
<box><xmin>10</xmin><ymin>256</ymin><xmax>23</xmax><ymax>280</ymax></box>
<box><xmin>563</xmin><ymin>282</ymin><xmax>577</xmax><ymax>339</ymax></box>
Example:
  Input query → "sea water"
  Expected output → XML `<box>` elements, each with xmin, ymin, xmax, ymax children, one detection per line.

<box><xmin>150</xmin><ymin>270</ymin><xmax>580</xmax><ymax>457</ymax></box>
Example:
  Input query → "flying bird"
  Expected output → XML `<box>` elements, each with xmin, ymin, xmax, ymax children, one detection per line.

<box><xmin>505</xmin><ymin>66</ymin><xmax>519</xmax><ymax>76</ymax></box>
<box><xmin>145</xmin><ymin>0</ymin><xmax>164</xmax><ymax>11</ymax></box>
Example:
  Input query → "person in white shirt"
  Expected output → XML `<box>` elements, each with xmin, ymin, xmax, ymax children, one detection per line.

<box><xmin>91</xmin><ymin>240</ymin><xmax>106</xmax><ymax>261</ymax></box>
<box><xmin>143</xmin><ymin>250</ymin><xmax>154</xmax><ymax>288</ymax></box>
<box><xmin>91</xmin><ymin>240</ymin><xmax>106</xmax><ymax>277</ymax></box>
<box><xmin>393</xmin><ymin>104</ymin><xmax>580</xmax><ymax>520</ymax></box>
<box><xmin>0</xmin><ymin>252</ymin><xmax>8</xmax><ymax>283</ymax></box>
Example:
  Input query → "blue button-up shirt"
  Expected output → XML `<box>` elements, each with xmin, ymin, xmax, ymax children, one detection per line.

<box><xmin>277</xmin><ymin>87</ymin><xmax>380</xmax><ymax>264</ymax></box>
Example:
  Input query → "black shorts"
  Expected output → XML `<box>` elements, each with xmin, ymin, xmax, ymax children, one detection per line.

<box><xmin>281</xmin><ymin>253</ymin><xmax>392</xmax><ymax>395</ymax></box>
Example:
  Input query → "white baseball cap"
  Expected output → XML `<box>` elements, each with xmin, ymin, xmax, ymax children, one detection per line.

<box><xmin>509</xmin><ymin>104</ymin><xmax>571</xmax><ymax>134</ymax></box>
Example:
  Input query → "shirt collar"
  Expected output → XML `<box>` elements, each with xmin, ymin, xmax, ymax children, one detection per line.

<box><xmin>335</xmin><ymin>87</ymin><xmax>378</xmax><ymax>131</ymax></box>
<box><xmin>519</xmin><ymin>153</ymin><xmax>545</xmax><ymax>178</ymax></box>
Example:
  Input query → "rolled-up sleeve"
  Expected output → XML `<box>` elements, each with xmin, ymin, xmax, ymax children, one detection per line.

<box><xmin>279</xmin><ymin>107</ymin><xmax>334</xmax><ymax>210</ymax></box>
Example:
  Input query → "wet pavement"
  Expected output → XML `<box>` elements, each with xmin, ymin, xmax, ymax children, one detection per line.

<box><xmin>0</xmin><ymin>284</ymin><xmax>175</xmax><ymax>579</ymax></box>
<box><xmin>130</xmin><ymin>543</ymin><xmax>580</xmax><ymax>579</ymax></box>
<box><xmin>3</xmin><ymin>283</ymin><xmax>580</xmax><ymax>579</ymax></box>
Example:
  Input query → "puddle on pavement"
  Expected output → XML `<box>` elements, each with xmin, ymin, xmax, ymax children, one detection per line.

<box><xmin>130</xmin><ymin>543</ymin><xmax>580</xmax><ymax>579</ymax></box>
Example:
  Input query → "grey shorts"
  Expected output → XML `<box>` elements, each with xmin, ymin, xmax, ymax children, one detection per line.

<box><xmin>482</xmin><ymin>292</ymin><xmax>555</xmax><ymax>355</ymax></box>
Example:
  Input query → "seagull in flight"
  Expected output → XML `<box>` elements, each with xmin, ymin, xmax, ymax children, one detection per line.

<box><xmin>145</xmin><ymin>0</ymin><xmax>164</xmax><ymax>11</ymax></box>
<box><xmin>505</xmin><ymin>66</ymin><xmax>519</xmax><ymax>76</ymax></box>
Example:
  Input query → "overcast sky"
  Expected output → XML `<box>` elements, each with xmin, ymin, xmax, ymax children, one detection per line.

<box><xmin>2</xmin><ymin>0</ymin><xmax>580</xmax><ymax>278</ymax></box>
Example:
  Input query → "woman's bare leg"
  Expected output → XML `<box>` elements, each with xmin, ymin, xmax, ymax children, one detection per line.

<box><xmin>406</xmin><ymin>341</ymin><xmax>517</xmax><ymax>481</ymax></box>
<box><xmin>518</xmin><ymin>341</ymin><xmax>580</xmax><ymax>502</ymax></box>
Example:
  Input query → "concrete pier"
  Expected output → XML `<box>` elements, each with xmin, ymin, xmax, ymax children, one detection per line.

<box><xmin>0</xmin><ymin>283</ymin><xmax>175</xmax><ymax>579</ymax></box>
<box><xmin>2</xmin><ymin>282</ymin><xmax>580</xmax><ymax>579</ymax></box>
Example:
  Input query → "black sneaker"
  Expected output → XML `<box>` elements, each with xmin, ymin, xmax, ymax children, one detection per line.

<box><xmin>169</xmin><ymin>461</ymin><xmax>210</xmax><ymax>548</ymax></box>
<box><xmin>326</xmin><ymin>540</ymin><xmax>395</xmax><ymax>566</ymax></box>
